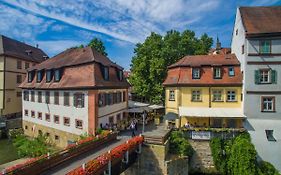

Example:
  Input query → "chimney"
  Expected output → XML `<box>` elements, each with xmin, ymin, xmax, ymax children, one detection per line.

<box><xmin>216</xmin><ymin>36</ymin><xmax>221</xmax><ymax>51</ymax></box>
<box><xmin>36</xmin><ymin>44</ymin><xmax>39</xmax><ymax>48</ymax></box>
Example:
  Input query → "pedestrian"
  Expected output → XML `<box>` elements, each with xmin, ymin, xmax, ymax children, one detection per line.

<box><xmin>130</xmin><ymin>121</ymin><xmax>136</xmax><ymax>137</ymax></box>
<box><xmin>134</xmin><ymin>118</ymin><xmax>138</xmax><ymax>131</ymax></box>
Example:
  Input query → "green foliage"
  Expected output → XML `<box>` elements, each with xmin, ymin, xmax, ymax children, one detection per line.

<box><xmin>9</xmin><ymin>128</ymin><xmax>24</xmax><ymax>139</ymax></box>
<box><xmin>96</xmin><ymin>128</ymin><xmax>103</xmax><ymax>135</ymax></box>
<box><xmin>130</xmin><ymin>30</ymin><xmax>213</xmax><ymax>103</ymax></box>
<box><xmin>87</xmin><ymin>38</ymin><xmax>108</xmax><ymax>56</ymax></box>
<box><xmin>259</xmin><ymin>161</ymin><xmax>281</xmax><ymax>175</ymax></box>
<box><xmin>169</xmin><ymin>131</ymin><xmax>193</xmax><ymax>157</ymax></box>
<box><xmin>210</xmin><ymin>132</ymin><xmax>280</xmax><ymax>175</ymax></box>
<box><xmin>13</xmin><ymin>134</ymin><xmax>52</xmax><ymax>157</ymax></box>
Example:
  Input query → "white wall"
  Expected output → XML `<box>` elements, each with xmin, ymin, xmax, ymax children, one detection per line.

<box><xmin>22</xmin><ymin>90</ymin><xmax>88</xmax><ymax>135</ymax></box>
<box><xmin>248</xmin><ymin>39</ymin><xmax>281</xmax><ymax>54</ymax></box>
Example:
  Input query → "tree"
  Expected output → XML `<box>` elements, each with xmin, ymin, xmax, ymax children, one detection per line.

<box><xmin>87</xmin><ymin>38</ymin><xmax>108</xmax><ymax>56</ymax></box>
<box><xmin>130</xmin><ymin>30</ymin><xmax>213</xmax><ymax>103</ymax></box>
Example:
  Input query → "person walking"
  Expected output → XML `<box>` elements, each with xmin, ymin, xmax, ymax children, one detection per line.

<box><xmin>130</xmin><ymin>121</ymin><xmax>136</xmax><ymax>137</ymax></box>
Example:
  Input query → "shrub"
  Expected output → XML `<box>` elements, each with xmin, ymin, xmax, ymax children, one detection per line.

<box><xmin>210</xmin><ymin>138</ymin><xmax>228</xmax><ymax>174</ymax></box>
<box><xmin>169</xmin><ymin>131</ymin><xmax>193</xmax><ymax>157</ymax></box>
<box><xmin>259</xmin><ymin>161</ymin><xmax>280</xmax><ymax>175</ymax></box>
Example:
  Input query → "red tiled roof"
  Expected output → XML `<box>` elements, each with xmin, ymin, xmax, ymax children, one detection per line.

<box><xmin>20</xmin><ymin>47</ymin><xmax>130</xmax><ymax>90</ymax></box>
<box><xmin>163</xmin><ymin>54</ymin><xmax>242</xmax><ymax>86</ymax></box>
<box><xmin>240</xmin><ymin>6</ymin><xmax>281</xmax><ymax>37</ymax></box>
<box><xmin>209</xmin><ymin>48</ymin><xmax>231</xmax><ymax>55</ymax></box>
<box><xmin>0</xmin><ymin>35</ymin><xmax>47</xmax><ymax>63</ymax></box>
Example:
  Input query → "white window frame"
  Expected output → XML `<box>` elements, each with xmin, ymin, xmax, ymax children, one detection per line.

<box><xmin>191</xmin><ymin>90</ymin><xmax>201</xmax><ymax>101</ymax></box>
<box><xmin>214</xmin><ymin>67</ymin><xmax>221</xmax><ymax>79</ymax></box>
<box><xmin>213</xmin><ymin>90</ymin><xmax>223</xmax><ymax>102</ymax></box>
<box><xmin>169</xmin><ymin>90</ymin><xmax>175</xmax><ymax>101</ymax></box>
<box><xmin>192</xmin><ymin>68</ymin><xmax>200</xmax><ymax>79</ymax></box>
<box><xmin>262</xmin><ymin>97</ymin><xmax>274</xmax><ymax>112</ymax></box>
<box><xmin>227</xmin><ymin>90</ymin><xmax>236</xmax><ymax>101</ymax></box>
<box><xmin>260</xmin><ymin>70</ymin><xmax>271</xmax><ymax>84</ymax></box>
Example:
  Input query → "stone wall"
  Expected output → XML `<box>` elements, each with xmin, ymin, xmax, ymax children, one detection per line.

<box><xmin>189</xmin><ymin>140</ymin><xmax>216</xmax><ymax>173</ymax></box>
<box><xmin>121</xmin><ymin>140</ymin><xmax>189</xmax><ymax>175</ymax></box>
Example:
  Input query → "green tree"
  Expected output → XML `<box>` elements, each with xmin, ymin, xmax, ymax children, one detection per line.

<box><xmin>130</xmin><ymin>30</ymin><xmax>213</xmax><ymax>103</ymax></box>
<box><xmin>87</xmin><ymin>38</ymin><xmax>108</xmax><ymax>56</ymax></box>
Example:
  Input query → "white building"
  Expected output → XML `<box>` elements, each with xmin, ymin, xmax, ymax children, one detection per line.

<box><xmin>20</xmin><ymin>47</ymin><xmax>130</xmax><ymax>148</ymax></box>
<box><xmin>231</xmin><ymin>6</ymin><xmax>281</xmax><ymax>171</ymax></box>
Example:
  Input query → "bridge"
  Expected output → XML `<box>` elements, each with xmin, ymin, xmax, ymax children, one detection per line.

<box><xmin>2</xmin><ymin>124</ymin><xmax>172</xmax><ymax>175</ymax></box>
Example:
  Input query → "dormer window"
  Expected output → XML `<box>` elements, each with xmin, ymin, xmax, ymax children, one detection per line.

<box><xmin>54</xmin><ymin>69</ymin><xmax>62</xmax><ymax>82</ymax></box>
<box><xmin>46</xmin><ymin>70</ymin><xmax>53</xmax><ymax>82</ymax></box>
<box><xmin>36</xmin><ymin>70</ymin><xmax>44</xmax><ymax>83</ymax></box>
<box><xmin>214</xmin><ymin>67</ymin><xmax>222</xmax><ymax>79</ymax></box>
<box><xmin>103</xmin><ymin>66</ymin><xmax>109</xmax><ymax>80</ymax></box>
<box><xmin>117</xmin><ymin>70</ymin><xmax>123</xmax><ymax>81</ymax></box>
<box><xmin>228</xmin><ymin>67</ymin><xmax>235</xmax><ymax>76</ymax></box>
<box><xmin>25</xmin><ymin>50</ymin><xmax>32</xmax><ymax>56</ymax></box>
<box><xmin>192</xmin><ymin>68</ymin><xmax>201</xmax><ymax>79</ymax></box>
<box><xmin>28</xmin><ymin>71</ymin><xmax>35</xmax><ymax>83</ymax></box>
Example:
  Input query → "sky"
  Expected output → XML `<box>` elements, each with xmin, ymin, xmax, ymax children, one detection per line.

<box><xmin>0</xmin><ymin>0</ymin><xmax>281</xmax><ymax>70</ymax></box>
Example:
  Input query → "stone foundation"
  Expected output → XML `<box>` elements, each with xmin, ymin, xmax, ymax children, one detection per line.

<box><xmin>23</xmin><ymin>120</ymin><xmax>79</xmax><ymax>148</ymax></box>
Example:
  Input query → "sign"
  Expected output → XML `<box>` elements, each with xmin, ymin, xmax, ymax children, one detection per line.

<box><xmin>191</xmin><ymin>131</ymin><xmax>211</xmax><ymax>140</ymax></box>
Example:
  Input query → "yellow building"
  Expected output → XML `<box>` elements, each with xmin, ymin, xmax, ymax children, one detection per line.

<box><xmin>0</xmin><ymin>35</ymin><xmax>47</xmax><ymax>119</ymax></box>
<box><xmin>163</xmin><ymin>54</ymin><xmax>244</xmax><ymax>128</ymax></box>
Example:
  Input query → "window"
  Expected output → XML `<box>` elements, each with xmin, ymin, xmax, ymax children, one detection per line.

<box><xmin>228</xmin><ymin>67</ymin><xmax>235</xmax><ymax>76</ymax></box>
<box><xmin>17</xmin><ymin>60</ymin><xmax>22</xmax><ymax>69</ymax></box>
<box><xmin>25</xmin><ymin>125</ymin><xmax>28</xmax><ymax>130</ymax></box>
<box><xmin>38</xmin><ymin>91</ymin><xmax>42</xmax><ymax>103</ymax></box>
<box><xmin>55</xmin><ymin>135</ymin><xmax>59</xmax><ymax>141</ymax></box>
<box><xmin>102</xmin><ymin>66</ymin><xmax>109</xmax><ymax>80</ymax></box>
<box><xmin>36</xmin><ymin>71</ymin><xmax>43</xmax><ymax>82</ymax></box>
<box><xmin>117</xmin><ymin>92</ymin><xmax>122</xmax><ymax>103</ymax></box>
<box><xmin>46</xmin><ymin>70</ymin><xmax>53</xmax><ymax>82</ymax></box>
<box><xmin>28</xmin><ymin>71</ymin><xmax>34</xmax><ymax>82</ymax></box>
<box><xmin>191</xmin><ymin>90</ymin><xmax>201</xmax><ymax>101</ymax></box>
<box><xmin>261</xmin><ymin>97</ymin><xmax>275</xmax><ymax>112</ymax></box>
<box><xmin>117</xmin><ymin>70</ymin><xmax>123</xmax><ymax>81</ymax></box>
<box><xmin>25</xmin><ymin>62</ymin><xmax>30</xmax><ymax>69</ymax></box>
<box><xmin>54</xmin><ymin>92</ymin><xmax>59</xmax><ymax>105</ymax></box>
<box><xmin>213</xmin><ymin>90</ymin><xmax>223</xmax><ymax>101</ymax></box>
<box><xmin>242</xmin><ymin>45</ymin><xmax>244</xmax><ymax>54</ymax></box>
<box><xmin>227</xmin><ymin>90</ymin><xmax>236</xmax><ymax>101</ymax></box>
<box><xmin>255</xmin><ymin>69</ymin><xmax>277</xmax><ymax>84</ymax></box>
<box><xmin>17</xmin><ymin>91</ymin><xmax>22</xmax><ymax>97</ymax></box>
<box><xmin>45</xmin><ymin>113</ymin><xmax>50</xmax><ymax>122</ymax></box>
<box><xmin>265</xmin><ymin>130</ymin><xmax>276</xmax><ymax>141</ymax></box>
<box><xmin>117</xmin><ymin>114</ymin><xmax>121</xmax><ymax>122</ymax></box>
<box><xmin>31</xmin><ymin>91</ymin><xmax>35</xmax><ymax>102</ymax></box>
<box><xmin>31</xmin><ymin>111</ymin><xmax>35</xmax><ymax>118</ymax></box>
<box><xmin>169</xmin><ymin>90</ymin><xmax>175</xmax><ymax>101</ymax></box>
<box><xmin>109</xmin><ymin>116</ymin><xmax>114</xmax><ymax>124</ymax></box>
<box><xmin>64</xmin><ymin>92</ymin><xmax>70</xmax><ymax>106</ymax></box>
<box><xmin>122</xmin><ymin>91</ymin><xmax>126</xmax><ymax>102</ymax></box>
<box><xmin>75</xmin><ymin>119</ymin><xmax>83</xmax><ymax>129</ymax></box>
<box><xmin>54</xmin><ymin>115</ymin><xmax>60</xmax><ymax>124</ymax></box>
<box><xmin>74</xmin><ymin>93</ymin><xmax>84</xmax><ymax>108</ymax></box>
<box><xmin>38</xmin><ymin>112</ymin><xmax>42</xmax><ymax>120</ymax></box>
<box><xmin>24</xmin><ymin>110</ymin><xmax>28</xmax><ymax>116</ymax></box>
<box><xmin>98</xmin><ymin>93</ymin><xmax>105</xmax><ymax>107</ymax></box>
<box><xmin>235</xmin><ymin>29</ymin><xmax>238</xmax><ymax>35</ymax></box>
<box><xmin>259</xmin><ymin>40</ymin><xmax>271</xmax><ymax>54</ymax></box>
<box><xmin>16</xmin><ymin>75</ymin><xmax>22</xmax><ymax>84</ymax></box>
<box><xmin>64</xmin><ymin>117</ymin><xmax>70</xmax><ymax>126</ymax></box>
<box><xmin>24</xmin><ymin>91</ymin><xmax>29</xmax><ymax>101</ymax></box>
<box><xmin>45</xmin><ymin>91</ymin><xmax>50</xmax><ymax>104</ymax></box>
<box><xmin>214</xmin><ymin>67</ymin><xmax>222</xmax><ymax>79</ymax></box>
<box><xmin>54</xmin><ymin>69</ymin><xmax>62</xmax><ymax>82</ymax></box>
<box><xmin>192</xmin><ymin>68</ymin><xmax>201</xmax><ymax>79</ymax></box>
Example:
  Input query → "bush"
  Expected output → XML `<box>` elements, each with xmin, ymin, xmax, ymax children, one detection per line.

<box><xmin>210</xmin><ymin>138</ymin><xmax>228</xmax><ymax>174</ymax></box>
<box><xmin>169</xmin><ymin>131</ymin><xmax>193</xmax><ymax>157</ymax></box>
<box><xmin>259</xmin><ymin>161</ymin><xmax>280</xmax><ymax>175</ymax></box>
<box><xmin>9</xmin><ymin>128</ymin><xmax>24</xmax><ymax>139</ymax></box>
<box><xmin>13</xmin><ymin>134</ymin><xmax>52</xmax><ymax>157</ymax></box>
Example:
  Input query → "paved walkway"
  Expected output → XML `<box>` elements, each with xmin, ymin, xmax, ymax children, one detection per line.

<box><xmin>44</xmin><ymin>122</ymin><xmax>160</xmax><ymax>175</ymax></box>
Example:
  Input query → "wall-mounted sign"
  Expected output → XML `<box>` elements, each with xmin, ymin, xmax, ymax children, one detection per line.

<box><xmin>191</xmin><ymin>131</ymin><xmax>211</xmax><ymax>140</ymax></box>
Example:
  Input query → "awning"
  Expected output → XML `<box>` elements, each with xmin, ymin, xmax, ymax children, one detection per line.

<box><xmin>148</xmin><ymin>104</ymin><xmax>164</xmax><ymax>110</ymax></box>
<box><xmin>179</xmin><ymin>107</ymin><xmax>244</xmax><ymax>118</ymax></box>
<box><xmin>127</xmin><ymin>108</ymin><xmax>147</xmax><ymax>113</ymax></box>
<box><xmin>128</xmin><ymin>100</ymin><xmax>149</xmax><ymax>108</ymax></box>
<box><xmin>163</xmin><ymin>112</ymin><xmax>179</xmax><ymax>121</ymax></box>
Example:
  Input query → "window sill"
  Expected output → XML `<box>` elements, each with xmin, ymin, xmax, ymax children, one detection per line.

<box><xmin>258</xmin><ymin>82</ymin><xmax>272</xmax><ymax>85</ymax></box>
<box><xmin>212</xmin><ymin>100</ymin><xmax>224</xmax><ymax>102</ymax></box>
<box><xmin>54</xmin><ymin>122</ymin><xmax>60</xmax><ymax>124</ymax></box>
<box><xmin>76</xmin><ymin>127</ymin><xmax>83</xmax><ymax>130</ymax></box>
<box><xmin>64</xmin><ymin>124</ymin><xmax>70</xmax><ymax>127</ymax></box>
<box><xmin>226</xmin><ymin>100</ymin><xmax>238</xmax><ymax>102</ymax></box>
<box><xmin>261</xmin><ymin>110</ymin><xmax>276</xmax><ymax>113</ymax></box>
<box><xmin>191</xmin><ymin>100</ymin><xmax>203</xmax><ymax>102</ymax></box>
<box><xmin>169</xmin><ymin>99</ymin><xmax>175</xmax><ymax>102</ymax></box>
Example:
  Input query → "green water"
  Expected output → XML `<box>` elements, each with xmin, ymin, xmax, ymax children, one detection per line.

<box><xmin>0</xmin><ymin>139</ymin><xmax>19</xmax><ymax>165</ymax></box>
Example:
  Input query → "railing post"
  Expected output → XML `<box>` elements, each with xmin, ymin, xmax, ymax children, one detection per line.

<box><xmin>104</xmin><ymin>150</ymin><xmax>111</xmax><ymax>175</ymax></box>
<box><xmin>82</xmin><ymin>163</ymin><xmax>85</xmax><ymax>171</ymax></box>
<box><xmin>135</xmin><ymin>143</ymin><xmax>142</xmax><ymax>154</ymax></box>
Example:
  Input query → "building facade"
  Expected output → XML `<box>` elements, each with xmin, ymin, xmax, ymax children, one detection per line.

<box><xmin>20</xmin><ymin>47</ymin><xmax>129</xmax><ymax>148</ymax></box>
<box><xmin>0</xmin><ymin>35</ymin><xmax>47</xmax><ymax>119</ymax></box>
<box><xmin>163</xmin><ymin>54</ymin><xmax>244</xmax><ymax>128</ymax></box>
<box><xmin>231</xmin><ymin>6</ymin><xmax>281</xmax><ymax>171</ymax></box>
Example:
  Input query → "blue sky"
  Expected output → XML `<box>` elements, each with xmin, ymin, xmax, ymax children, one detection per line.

<box><xmin>0</xmin><ymin>0</ymin><xmax>281</xmax><ymax>70</ymax></box>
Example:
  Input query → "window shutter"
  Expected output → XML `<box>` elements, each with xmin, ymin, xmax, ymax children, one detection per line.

<box><xmin>271</xmin><ymin>70</ymin><xmax>277</xmax><ymax>84</ymax></box>
<box><xmin>254</xmin><ymin>70</ymin><xmax>260</xmax><ymax>84</ymax></box>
